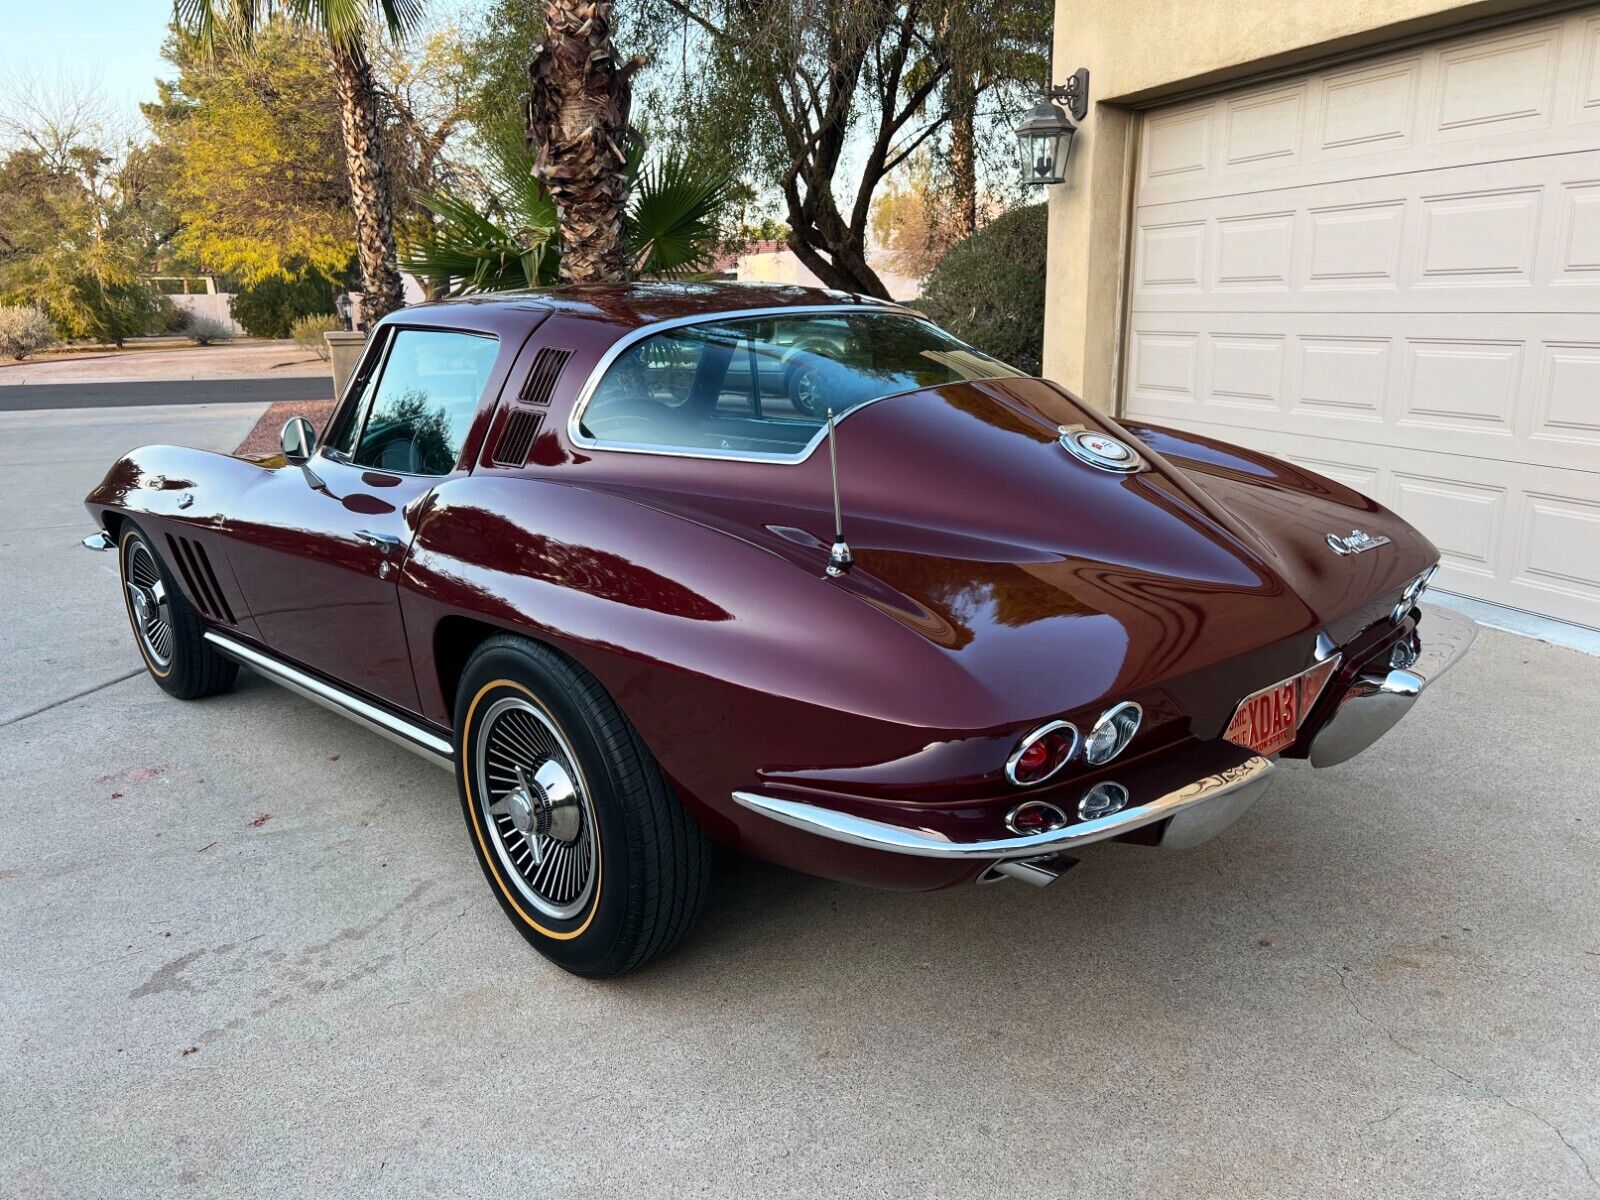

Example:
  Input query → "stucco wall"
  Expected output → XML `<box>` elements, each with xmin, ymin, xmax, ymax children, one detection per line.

<box><xmin>1042</xmin><ymin>0</ymin><xmax>1559</xmax><ymax>408</ymax></box>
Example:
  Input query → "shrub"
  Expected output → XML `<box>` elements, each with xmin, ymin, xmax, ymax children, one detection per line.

<box><xmin>186</xmin><ymin>316</ymin><xmax>235</xmax><ymax>345</ymax></box>
<box><xmin>915</xmin><ymin>203</ymin><xmax>1047</xmax><ymax>376</ymax></box>
<box><xmin>230</xmin><ymin>272</ymin><xmax>340</xmax><ymax>338</ymax></box>
<box><xmin>0</xmin><ymin>305</ymin><xmax>57</xmax><ymax>360</ymax></box>
<box><xmin>291</xmin><ymin>313</ymin><xmax>341</xmax><ymax>360</ymax></box>
<box><xmin>157</xmin><ymin>299</ymin><xmax>193</xmax><ymax>334</ymax></box>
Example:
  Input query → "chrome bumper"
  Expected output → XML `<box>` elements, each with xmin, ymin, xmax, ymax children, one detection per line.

<box><xmin>732</xmin><ymin>752</ymin><xmax>1274</xmax><ymax>863</ymax></box>
<box><xmin>1309</xmin><ymin>603</ymin><xmax>1477</xmax><ymax>768</ymax></box>
<box><xmin>82</xmin><ymin>528</ymin><xmax>113</xmax><ymax>551</ymax></box>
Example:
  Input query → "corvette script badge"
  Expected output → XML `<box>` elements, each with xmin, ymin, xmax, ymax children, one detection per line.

<box><xmin>1326</xmin><ymin>529</ymin><xmax>1391</xmax><ymax>556</ymax></box>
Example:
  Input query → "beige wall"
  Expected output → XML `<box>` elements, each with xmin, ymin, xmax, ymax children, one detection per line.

<box><xmin>1042</xmin><ymin>0</ymin><xmax>1560</xmax><ymax>408</ymax></box>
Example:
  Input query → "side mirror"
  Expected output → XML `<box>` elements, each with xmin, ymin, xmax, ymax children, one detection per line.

<box><xmin>281</xmin><ymin>417</ymin><xmax>318</xmax><ymax>464</ymax></box>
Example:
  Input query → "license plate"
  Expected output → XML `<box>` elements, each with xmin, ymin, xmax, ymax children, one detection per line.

<box><xmin>1225</xmin><ymin>657</ymin><xmax>1341</xmax><ymax>757</ymax></box>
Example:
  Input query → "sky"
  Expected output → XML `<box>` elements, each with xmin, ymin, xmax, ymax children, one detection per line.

<box><xmin>6</xmin><ymin>0</ymin><xmax>173</xmax><ymax>115</ymax></box>
<box><xmin>2</xmin><ymin>0</ymin><xmax>487</xmax><ymax>126</ymax></box>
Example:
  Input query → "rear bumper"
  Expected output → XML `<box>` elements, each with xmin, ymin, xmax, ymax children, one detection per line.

<box><xmin>1308</xmin><ymin>604</ymin><xmax>1476</xmax><ymax>768</ymax></box>
<box><xmin>732</xmin><ymin>741</ymin><xmax>1274</xmax><ymax>864</ymax></box>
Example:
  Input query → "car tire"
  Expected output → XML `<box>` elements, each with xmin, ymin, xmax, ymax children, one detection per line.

<box><xmin>118</xmin><ymin>522</ymin><xmax>238</xmax><ymax>700</ymax></box>
<box><xmin>454</xmin><ymin>634</ymin><xmax>710</xmax><ymax>977</ymax></box>
<box><xmin>784</xmin><ymin>358</ymin><xmax>830</xmax><ymax>418</ymax></box>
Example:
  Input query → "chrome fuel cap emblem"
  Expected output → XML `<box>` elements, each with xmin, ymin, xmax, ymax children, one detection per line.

<box><xmin>1059</xmin><ymin>427</ymin><xmax>1144</xmax><ymax>473</ymax></box>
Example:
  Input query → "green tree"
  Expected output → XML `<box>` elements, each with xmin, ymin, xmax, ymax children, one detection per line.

<box><xmin>230</xmin><ymin>271</ymin><xmax>341</xmax><ymax>337</ymax></box>
<box><xmin>636</xmin><ymin>0</ymin><xmax>1051</xmax><ymax>296</ymax></box>
<box><xmin>916</xmin><ymin>202</ymin><xmax>1046</xmax><ymax>374</ymax></box>
<box><xmin>173</xmin><ymin>0</ymin><xmax>426</xmax><ymax>325</ymax></box>
<box><xmin>145</xmin><ymin>25</ymin><xmax>354</xmax><ymax>285</ymax></box>
<box><xmin>0</xmin><ymin>146</ymin><xmax>165</xmax><ymax>346</ymax></box>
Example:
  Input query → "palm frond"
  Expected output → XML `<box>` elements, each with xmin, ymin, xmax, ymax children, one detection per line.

<box><xmin>401</xmin><ymin>143</ymin><xmax>562</xmax><ymax>295</ymax></box>
<box><xmin>625</xmin><ymin>155</ymin><xmax>736</xmax><ymax>279</ymax></box>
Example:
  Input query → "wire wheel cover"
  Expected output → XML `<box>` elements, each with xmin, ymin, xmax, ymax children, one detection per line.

<box><xmin>124</xmin><ymin>540</ymin><xmax>173</xmax><ymax>668</ymax></box>
<box><xmin>475</xmin><ymin>696</ymin><xmax>597</xmax><ymax>919</ymax></box>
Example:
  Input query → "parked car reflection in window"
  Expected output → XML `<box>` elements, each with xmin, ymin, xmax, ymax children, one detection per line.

<box><xmin>577</xmin><ymin>311</ymin><xmax>1023</xmax><ymax>460</ymax></box>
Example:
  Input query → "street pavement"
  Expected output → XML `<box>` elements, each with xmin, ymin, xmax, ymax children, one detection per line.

<box><xmin>2</xmin><ymin>399</ymin><xmax>1598</xmax><ymax>1199</ymax></box>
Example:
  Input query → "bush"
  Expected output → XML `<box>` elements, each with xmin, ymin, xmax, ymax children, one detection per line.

<box><xmin>291</xmin><ymin>313</ymin><xmax>341</xmax><ymax>360</ymax></box>
<box><xmin>186</xmin><ymin>316</ymin><xmax>235</xmax><ymax>345</ymax></box>
<box><xmin>155</xmin><ymin>298</ymin><xmax>192</xmax><ymax>334</ymax></box>
<box><xmin>230</xmin><ymin>273</ymin><xmax>340</xmax><ymax>339</ymax></box>
<box><xmin>915</xmin><ymin>203</ymin><xmax>1047</xmax><ymax>376</ymax></box>
<box><xmin>0</xmin><ymin>305</ymin><xmax>56</xmax><ymax>360</ymax></box>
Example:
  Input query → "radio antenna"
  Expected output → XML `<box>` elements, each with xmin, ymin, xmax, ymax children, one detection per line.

<box><xmin>825</xmin><ymin>408</ymin><xmax>852</xmax><ymax>578</ymax></box>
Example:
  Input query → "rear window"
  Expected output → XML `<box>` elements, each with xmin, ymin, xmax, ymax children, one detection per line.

<box><xmin>575</xmin><ymin>311</ymin><xmax>1022</xmax><ymax>460</ymax></box>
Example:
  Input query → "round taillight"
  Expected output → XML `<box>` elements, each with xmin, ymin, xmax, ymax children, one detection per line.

<box><xmin>1084</xmin><ymin>701</ymin><xmax>1142</xmax><ymax>765</ymax></box>
<box><xmin>1005</xmin><ymin>720</ymin><xmax>1079</xmax><ymax>786</ymax></box>
<box><xmin>1078</xmin><ymin>782</ymin><xmax>1129</xmax><ymax>821</ymax></box>
<box><xmin>1006</xmin><ymin>799</ymin><xmax>1069</xmax><ymax>836</ymax></box>
<box><xmin>1391</xmin><ymin>565</ymin><xmax>1438</xmax><ymax>624</ymax></box>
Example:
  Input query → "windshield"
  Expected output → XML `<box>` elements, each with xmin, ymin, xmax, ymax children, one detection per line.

<box><xmin>575</xmin><ymin>310</ymin><xmax>1023</xmax><ymax>460</ymax></box>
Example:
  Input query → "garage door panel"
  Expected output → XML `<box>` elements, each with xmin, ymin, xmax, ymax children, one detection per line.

<box><xmin>1131</xmin><ymin>150</ymin><xmax>1600</xmax><ymax>311</ymax></box>
<box><xmin>1125</xmin><ymin>312</ymin><xmax>1600</xmax><ymax>475</ymax></box>
<box><xmin>1138</xmin><ymin>17</ymin><xmax>1600</xmax><ymax>208</ymax></box>
<box><xmin>1514</xmin><ymin>492</ymin><xmax>1600</xmax><ymax>610</ymax></box>
<box><xmin>1429</xmin><ymin>21</ymin><xmax>1563</xmax><ymax>141</ymax></box>
<box><xmin>1579</xmin><ymin>13</ymin><xmax>1600</xmax><ymax>121</ymax></box>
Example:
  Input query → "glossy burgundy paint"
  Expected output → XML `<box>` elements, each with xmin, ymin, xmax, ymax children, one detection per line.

<box><xmin>84</xmin><ymin>284</ymin><xmax>1437</xmax><ymax>891</ymax></box>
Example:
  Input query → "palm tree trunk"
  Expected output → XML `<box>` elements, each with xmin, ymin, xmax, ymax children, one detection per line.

<box><xmin>948</xmin><ymin>73</ymin><xmax>978</xmax><ymax>238</ymax></box>
<box><xmin>527</xmin><ymin>0</ymin><xmax>638</xmax><ymax>284</ymax></box>
<box><xmin>329</xmin><ymin>43</ymin><xmax>404</xmax><ymax>325</ymax></box>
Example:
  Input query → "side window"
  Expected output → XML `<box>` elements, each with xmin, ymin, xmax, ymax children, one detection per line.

<box><xmin>340</xmin><ymin>329</ymin><xmax>499</xmax><ymax>475</ymax></box>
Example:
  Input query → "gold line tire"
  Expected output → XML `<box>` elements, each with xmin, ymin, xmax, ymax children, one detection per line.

<box><xmin>454</xmin><ymin>634</ymin><xmax>710</xmax><ymax>977</ymax></box>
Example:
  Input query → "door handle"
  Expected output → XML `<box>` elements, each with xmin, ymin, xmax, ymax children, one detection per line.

<box><xmin>354</xmin><ymin>530</ymin><xmax>403</xmax><ymax>555</ymax></box>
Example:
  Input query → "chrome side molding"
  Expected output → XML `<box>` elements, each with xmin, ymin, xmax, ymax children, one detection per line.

<box><xmin>202</xmin><ymin>631</ymin><xmax>455</xmax><ymax>771</ymax></box>
<box><xmin>732</xmin><ymin>754</ymin><xmax>1274</xmax><ymax>861</ymax></box>
<box><xmin>1309</xmin><ymin>604</ymin><xmax>1477</xmax><ymax>768</ymax></box>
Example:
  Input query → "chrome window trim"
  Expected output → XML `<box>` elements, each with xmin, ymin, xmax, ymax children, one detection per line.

<box><xmin>564</xmin><ymin>303</ymin><xmax>1016</xmax><ymax>466</ymax></box>
<box><xmin>323</xmin><ymin>323</ymin><xmax>502</xmax><ymax>477</ymax></box>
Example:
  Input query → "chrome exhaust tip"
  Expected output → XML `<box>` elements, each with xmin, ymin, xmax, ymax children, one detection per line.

<box><xmin>977</xmin><ymin>855</ymin><xmax>1078</xmax><ymax>887</ymax></box>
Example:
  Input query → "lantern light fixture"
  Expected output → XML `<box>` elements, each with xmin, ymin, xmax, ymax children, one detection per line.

<box><xmin>1016</xmin><ymin>67</ymin><xmax>1090</xmax><ymax>186</ymax></box>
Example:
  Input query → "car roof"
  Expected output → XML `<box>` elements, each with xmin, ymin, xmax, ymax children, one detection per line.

<box><xmin>401</xmin><ymin>282</ymin><xmax>905</xmax><ymax>333</ymax></box>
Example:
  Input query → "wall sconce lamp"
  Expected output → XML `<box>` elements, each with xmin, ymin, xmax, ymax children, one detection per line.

<box><xmin>1017</xmin><ymin>68</ymin><xmax>1090</xmax><ymax>186</ymax></box>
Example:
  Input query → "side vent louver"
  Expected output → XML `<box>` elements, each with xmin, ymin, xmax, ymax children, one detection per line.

<box><xmin>493</xmin><ymin>409</ymin><xmax>543</xmax><ymax>467</ymax></box>
<box><xmin>518</xmin><ymin>347</ymin><xmax>572</xmax><ymax>407</ymax></box>
<box><xmin>492</xmin><ymin>346</ymin><xmax>572</xmax><ymax>467</ymax></box>
<box><xmin>164</xmin><ymin>534</ymin><xmax>236</xmax><ymax>625</ymax></box>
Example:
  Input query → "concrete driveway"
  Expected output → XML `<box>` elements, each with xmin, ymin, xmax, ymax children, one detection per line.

<box><xmin>2</xmin><ymin>401</ymin><xmax>1598</xmax><ymax>1199</ymax></box>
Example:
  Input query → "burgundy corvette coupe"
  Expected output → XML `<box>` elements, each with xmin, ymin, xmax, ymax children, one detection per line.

<box><xmin>83</xmin><ymin>284</ymin><xmax>1475</xmax><ymax>976</ymax></box>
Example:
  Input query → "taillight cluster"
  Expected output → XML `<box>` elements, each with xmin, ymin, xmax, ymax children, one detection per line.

<box><xmin>1006</xmin><ymin>702</ymin><xmax>1144</xmax><ymax>789</ymax></box>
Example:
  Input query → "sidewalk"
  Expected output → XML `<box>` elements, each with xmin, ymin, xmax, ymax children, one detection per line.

<box><xmin>0</xmin><ymin>340</ymin><xmax>328</xmax><ymax>384</ymax></box>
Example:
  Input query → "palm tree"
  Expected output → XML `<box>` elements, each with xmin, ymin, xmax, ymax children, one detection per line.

<box><xmin>401</xmin><ymin>141</ymin><xmax>734</xmax><ymax>294</ymax></box>
<box><xmin>173</xmin><ymin>0</ymin><xmax>422</xmax><ymax>325</ymax></box>
<box><xmin>525</xmin><ymin>0</ymin><xmax>643</xmax><ymax>284</ymax></box>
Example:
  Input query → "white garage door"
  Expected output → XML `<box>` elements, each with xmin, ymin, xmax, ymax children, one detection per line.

<box><xmin>1124</xmin><ymin>9</ymin><xmax>1600</xmax><ymax>628</ymax></box>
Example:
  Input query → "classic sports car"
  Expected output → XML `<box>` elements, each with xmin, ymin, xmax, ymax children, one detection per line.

<box><xmin>83</xmin><ymin>283</ymin><xmax>1476</xmax><ymax>977</ymax></box>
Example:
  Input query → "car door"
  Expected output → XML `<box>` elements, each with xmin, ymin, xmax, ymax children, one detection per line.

<box><xmin>223</xmin><ymin>325</ymin><xmax>503</xmax><ymax>714</ymax></box>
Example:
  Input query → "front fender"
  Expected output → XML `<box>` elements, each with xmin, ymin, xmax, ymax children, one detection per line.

<box><xmin>84</xmin><ymin>445</ymin><xmax>268</xmax><ymax>638</ymax></box>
